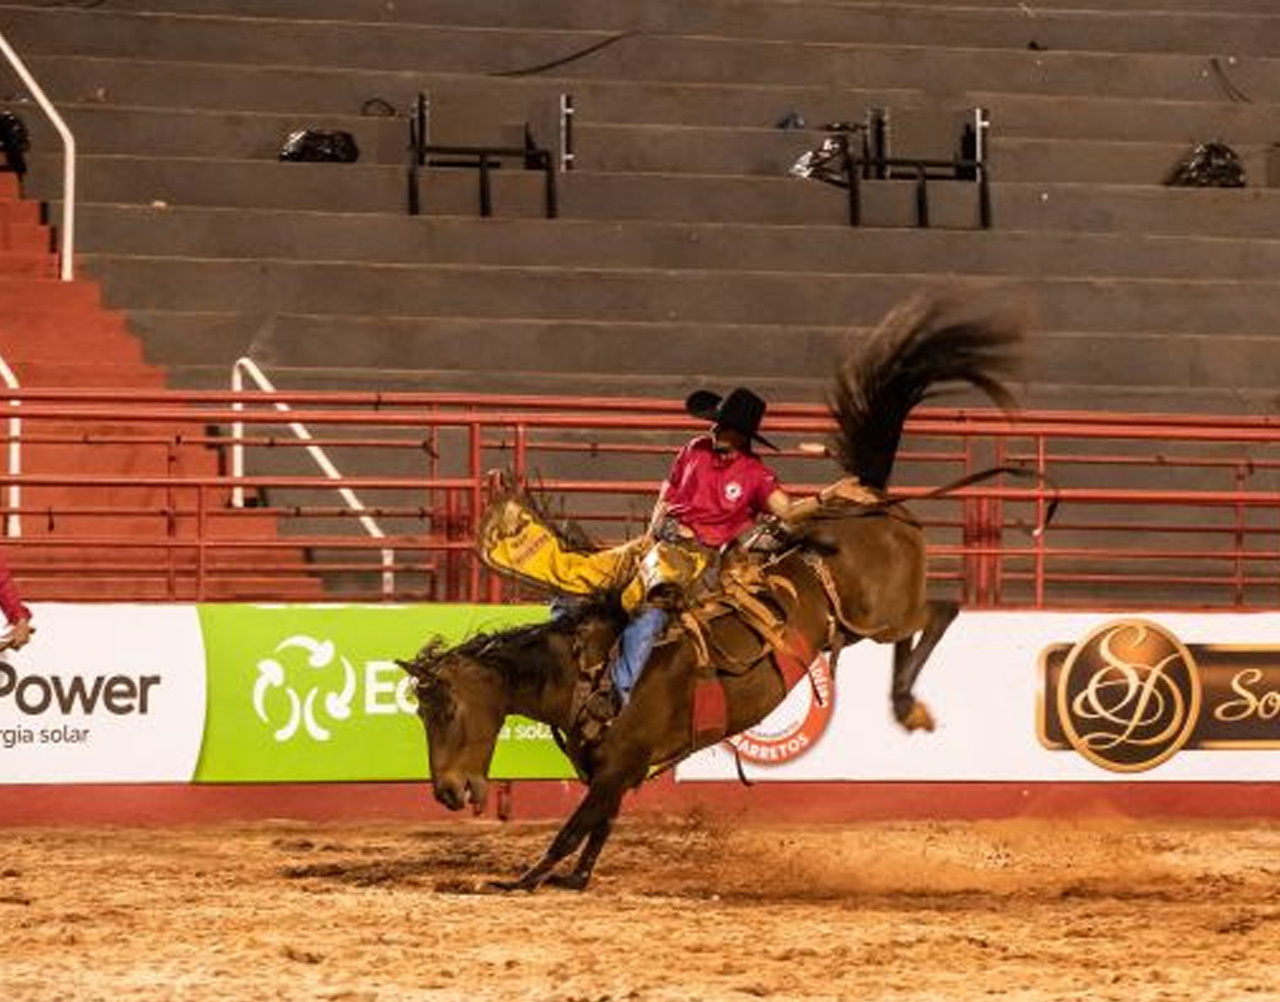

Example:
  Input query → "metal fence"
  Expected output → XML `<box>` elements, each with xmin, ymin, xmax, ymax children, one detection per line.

<box><xmin>4</xmin><ymin>386</ymin><xmax>1280</xmax><ymax>609</ymax></box>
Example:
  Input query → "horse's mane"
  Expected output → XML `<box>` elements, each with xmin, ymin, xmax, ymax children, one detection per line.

<box><xmin>438</xmin><ymin>596</ymin><xmax>627</xmax><ymax>690</ymax></box>
<box><xmin>829</xmin><ymin>291</ymin><xmax>1026</xmax><ymax>489</ymax></box>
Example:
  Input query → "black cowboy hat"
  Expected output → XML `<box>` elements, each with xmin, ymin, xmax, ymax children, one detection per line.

<box><xmin>685</xmin><ymin>387</ymin><xmax>779</xmax><ymax>451</ymax></box>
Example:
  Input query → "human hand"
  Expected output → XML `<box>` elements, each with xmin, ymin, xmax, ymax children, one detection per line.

<box><xmin>1</xmin><ymin>618</ymin><xmax>33</xmax><ymax>651</ymax></box>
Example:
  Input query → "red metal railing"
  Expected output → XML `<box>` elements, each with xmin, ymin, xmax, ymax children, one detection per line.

<box><xmin>3</xmin><ymin>387</ymin><xmax>1280</xmax><ymax>608</ymax></box>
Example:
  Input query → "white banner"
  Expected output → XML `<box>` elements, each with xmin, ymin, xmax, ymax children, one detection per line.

<box><xmin>679</xmin><ymin>612</ymin><xmax>1280</xmax><ymax>783</ymax></box>
<box><xmin>0</xmin><ymin>605</ymin><xmax>206</xmax><ymax>783</ymax></box>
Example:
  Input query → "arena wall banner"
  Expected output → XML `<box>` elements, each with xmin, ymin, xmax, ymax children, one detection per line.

<box><xmin>1</xmin><ymin>603</ymin><xmax>574</xmax><ymax>784</ymax></box>
<box><xmin>194</xmin><ymin>603</ymin><xmax>572</xmax><ymax>783</ymax></box>
<box><xmin>0</xmin><ymin>604</ymin><xmax>206</xmax><ymax>783</ymax></box>
<box><xmin>678</xmin><ymin>612</ymin><xmax>1280</xmax><ymax>783</ymax></box>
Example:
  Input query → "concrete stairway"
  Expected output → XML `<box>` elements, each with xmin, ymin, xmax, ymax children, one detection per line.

<box><xmin>0</xmin><ymin>171</ymin><xmax>323</xmax><ymax>600</ymax></box>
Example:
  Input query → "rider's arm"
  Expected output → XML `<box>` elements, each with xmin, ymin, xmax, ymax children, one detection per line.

<box><xmin>765</xmin><ymin>488</ymin><xmax>792</xmax><ymax>519</ymax></box>
<box><xmin>768</xmin><ymin>487</ymin><xmax>828</xmax><ymax>527</ymax></box>
<box><xmin>646</xmin><ymin>485</ymin><xmax>671</xmax><ymax>538</ymax></box>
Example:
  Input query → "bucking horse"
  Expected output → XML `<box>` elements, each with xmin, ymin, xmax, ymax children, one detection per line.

<box><xmin>398</xmin><ymin>291</ymin><xmax>1027</xmax><ymax>891</ymax></box>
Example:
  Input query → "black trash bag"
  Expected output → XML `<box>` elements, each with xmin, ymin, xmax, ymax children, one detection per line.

<box><xmin>278</xmin><ymin>129</ymin><xmax>360</xmax><ymax>163</ymax></box>
<box><xmin>790</xmin><ymin>134</ymin><xmax>852</xmax><ymax>183</ymax></box>
<box><xmin>1164</xmin><ymin>141</ymin><xmax>1245</xmax><ymax>187</ymax></box>
<box><xmin>0</xmin><ymin>110</ymin><xmax>30</xmax><ymax>178</ymax></box>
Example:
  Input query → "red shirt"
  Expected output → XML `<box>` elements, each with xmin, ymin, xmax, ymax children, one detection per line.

<box><xmin>662</xmin><ymin>435</ymin><xmax>780</xmax><ymax>547</ymax></box>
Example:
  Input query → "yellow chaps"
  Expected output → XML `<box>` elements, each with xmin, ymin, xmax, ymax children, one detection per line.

<box><xmin>477</xmin><ymin>494</ymin><xmax>706</xmax><ymax>611</ymax></box>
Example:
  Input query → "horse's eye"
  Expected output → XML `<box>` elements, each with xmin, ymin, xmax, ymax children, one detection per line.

<box><xmin>416</xmin><ymin>680</ymin><xmax>455</xmax><ymax>723</ymax></box>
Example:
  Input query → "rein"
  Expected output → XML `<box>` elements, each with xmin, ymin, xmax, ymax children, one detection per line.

<box><xmin>882</xmin><ymin>464</ymin><xmax>1060</xmax><ymax>535</ymax></box>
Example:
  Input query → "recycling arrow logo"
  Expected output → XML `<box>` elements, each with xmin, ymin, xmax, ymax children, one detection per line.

<box><xmin>252</xmin><ymin>635</ymin><xmax>357</xmax><ymax>743</ymax></box>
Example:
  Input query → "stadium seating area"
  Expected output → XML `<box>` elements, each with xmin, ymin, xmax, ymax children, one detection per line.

<box><xmin>1</xmin><ymin>0</ymin><xmax>1279</xmax><ymax>604</ymax></box>
<box><xmin>4</xmin><ymin>0</ymin><xmax>1279</xmax><ymax>413</ymax></box>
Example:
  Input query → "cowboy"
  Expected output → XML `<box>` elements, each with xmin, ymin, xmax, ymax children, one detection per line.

<box><xmin>611</xmin><ymin>387</ymin><xmax>791</xmax><ymax>705</ymax></box>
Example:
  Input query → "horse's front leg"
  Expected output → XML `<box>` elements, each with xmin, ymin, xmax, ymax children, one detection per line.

<box><xmin>891</xmin><ymin>599</ymin><xmax>958</xmax><ymax>731</ymax></box>
<box><xmin>489</xmin><ymin>778</ymin><xmax>626</xmax><ymax>892</ymax></box>
<box><xmin>544</xmin><ymin>816</ymin><xmax>614</xmax><ymax>891</ymax></box>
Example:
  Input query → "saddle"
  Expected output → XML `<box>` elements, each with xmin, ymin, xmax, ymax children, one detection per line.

<box><xmin>569</xmin><ymin>540</ymin><xmax>834</xmax><ymax>750</ymax></box>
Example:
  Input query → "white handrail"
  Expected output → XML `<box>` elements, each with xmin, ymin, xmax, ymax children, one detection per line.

<box><xmin>231</xmin><ymin>357</ymin><xmax>394</xmax><ymax>595</ymax></box>
<box><xmin>0</xmin><ymin>29</ymin><xmax>75</xmax><ymax>282</ymax></box>
<box><xmin>0</xmin><ymin>356</ymin><xmax>20</xmax><ymax>538</ymax></box>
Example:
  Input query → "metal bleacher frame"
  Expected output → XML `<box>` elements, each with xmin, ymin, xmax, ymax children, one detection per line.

<box><xmin>811</xmin><ymin>107</ymin><xmax>992</xmax><ymax>229</ymax></box>
<box><xmin>406</xmin><ymin>91</ymin><xmax>558</xmax><ymax>219</ymax></box>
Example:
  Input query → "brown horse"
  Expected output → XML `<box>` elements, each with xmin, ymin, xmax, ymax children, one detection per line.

<box><xmin>399</xmin><ymin>291</ymin><xmax>1025</xmax><ymax>891</ymax></box>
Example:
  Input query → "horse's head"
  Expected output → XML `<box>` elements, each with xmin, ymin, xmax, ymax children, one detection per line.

<box><xmin>397</xmin><ymin>636</ymin><xmax>508</xmax><ymax>814</ymax></box>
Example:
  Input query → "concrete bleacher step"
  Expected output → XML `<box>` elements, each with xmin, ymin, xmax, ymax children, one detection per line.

<box><xmin>21</xmin><ymin>103</ymin><xmax>410</xmax><ymax>164</ymax></box>
<box><xmin>76</xmin><ymin>254</ymin><xmax>1280</xmax><ymax>336</ymax></box>
<box><xmin>573</xmin><ymin>124</ymin><xmax>1258</xmax><ymax>185</ymax></box>
<box><xmin>22</xmin><ymin>53</ymin><xmax>1280</xmax><ymax>152</ymax></box>
<box><xmin>53</xmin><ymin>0</ymin><xmax>1280</xmax><ymax>19</ymax></box>
<box><xmin>23</xmin><ymin>103</ymin><xmax>1273</xmax><ymax>189</ymax></box>
<box><xmin>154</xmin><ymin>359</ymin><xmax>1280</xmax><ymax>420</ymax></box>
<box><xmin>70</xmin><ymin>206</ymin><xmax>1280</xmax><ymax>283</ymax></box>
<box><xmin>7</xmin><ymin>0</ymin><xmax>1279</xmax><ymax>58</ymax></box>
<box><xmin>126</xmin><ymin>313</ymin><xmax>1280</xmax><ymax>397</ymax></box>
<box><xmin>5</xmin><ymin>5</ymin><xmax>1280</xmax><ymax>103</ymax></box>
<box><xmin>33</xmin><ymin>156</ymin><xmax>1280</xmax><ymax>233</ymax></box>
<box><xmin>28</xmin><ymin>154</ymin><xmax>413</xmax><ymax>215</ymax></box>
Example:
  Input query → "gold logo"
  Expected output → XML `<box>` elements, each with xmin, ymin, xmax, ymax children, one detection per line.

<box><xmin>1040</xmin><ymin>618</ymin><xmax>1280</xmax><ymax>773</ymax></box>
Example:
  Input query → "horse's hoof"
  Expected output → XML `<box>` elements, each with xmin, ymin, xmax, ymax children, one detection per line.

<box><xmin>900</xmin><ymin>700</ymin><xmax>936</xmax><ymax>733</ymax></box>
<box><xmin>545</xmin><ymin>872</ymin><xmax>590</xmax><ymax>892</ymax></box>
<box><xmin>484</xmin><ymin>877</ymin><xmax>538</xmax><ymax>893</ymax></box>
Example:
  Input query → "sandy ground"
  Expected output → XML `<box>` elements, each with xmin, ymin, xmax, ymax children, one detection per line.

<box><xmin>2</xmin><ymin>815</ymin><xmax>1279</xmax><ymax>1002</ymax></box>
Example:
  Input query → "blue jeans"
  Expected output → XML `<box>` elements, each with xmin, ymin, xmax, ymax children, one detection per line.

<box><xmin>611</xmin><ymin>606</ymin><xmax>668</xmax><ymax>704</ymax></box>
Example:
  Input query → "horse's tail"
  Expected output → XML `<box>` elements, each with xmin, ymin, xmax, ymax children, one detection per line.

<box><xmin>829</xmin><ymin>290</ymin><xmax>1027</xmax><ymax>489</ymax></box>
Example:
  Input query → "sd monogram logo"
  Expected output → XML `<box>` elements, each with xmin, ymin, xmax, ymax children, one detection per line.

<box><xmin>1039</xmin><ymin>618</ymin><xmax>1280</xmax><ymax>772</ymax></box>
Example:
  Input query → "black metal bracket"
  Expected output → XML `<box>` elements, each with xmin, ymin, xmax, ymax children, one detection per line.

<box><xmin>407</xmin><ymin>94</ymin><xmax>558</xmax><ymax>219</ymax></box>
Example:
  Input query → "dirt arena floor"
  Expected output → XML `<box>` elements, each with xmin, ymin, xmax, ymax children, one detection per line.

<box><xmin>2</xmin><ymin>815</ymin><xmax>1279</xmax><ymax>1002</ymax></box>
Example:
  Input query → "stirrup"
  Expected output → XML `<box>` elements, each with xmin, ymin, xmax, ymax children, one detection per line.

<box><xmin>577</xmin><ymin>687</ymin><xmax>622</xmax><ymax>745</ymax></box>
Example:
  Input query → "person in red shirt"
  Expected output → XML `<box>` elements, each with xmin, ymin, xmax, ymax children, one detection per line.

<box><xmin>611</xmin><ymin>387</ymin><xmax>790</xmax><ymax>705</ymax></box>
<box><xmin>0</xmin><ymin>548</ymin><xmax>32</xmax><ymax>650</ymax></box>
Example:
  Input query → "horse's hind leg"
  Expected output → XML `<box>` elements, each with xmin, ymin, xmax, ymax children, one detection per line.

<box><xmin>891</xmin><ymin>599</ymin><xmax>958</xmax><ymax>732</ymax></box>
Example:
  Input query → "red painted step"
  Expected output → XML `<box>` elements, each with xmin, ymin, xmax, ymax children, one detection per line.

<box><xmin>0</xmin><ymin>312</ymin><xmax>145</xmax><ymax>360</ymax></box>
<box><xmin>0</xmin><ymin>201</ymin><xmax>40</xmax><ymax>226</ymax></box>
<box><xmin>0</xmin><ymin>223</ymin><xmax>50</xmax><ymax>253</ymax></box>
<box><xmin>0</xmin><ymin>360</ymin><xmax>167</xmax><ymax>387</ymax></box>
<box><xmin>0</xmin><ymin>251</ymin><xmax>56</xmax><ymax>278</ymax></box>
<box><xmin>0</xmin><ymin>278</ymin><xmax>100</xmax><ymax>311</ymax></box>
<box><xmin>0</xmin><ymin>337</ymin><xmax>147</xmax><ymax>368</ymax></box>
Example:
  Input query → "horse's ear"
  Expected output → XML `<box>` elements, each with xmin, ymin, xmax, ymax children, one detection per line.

<box><xmin>398</xmin><ymin>635</ymin><xmax>447</xmax><ymax>679</ymax></box>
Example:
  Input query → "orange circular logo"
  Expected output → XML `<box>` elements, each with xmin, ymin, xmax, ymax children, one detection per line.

<box><xmin>727</xmin><ymin>655</ymin><xmax>834</xmax><ymax>765</ymax></box>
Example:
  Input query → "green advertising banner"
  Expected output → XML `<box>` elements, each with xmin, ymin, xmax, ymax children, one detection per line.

<box><xmin>195</xmin><ymin>604</ymin><xmax>576</xmax><ymax>782</ymax></box>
